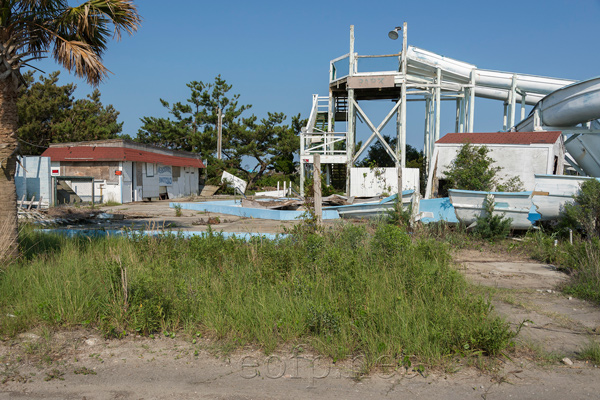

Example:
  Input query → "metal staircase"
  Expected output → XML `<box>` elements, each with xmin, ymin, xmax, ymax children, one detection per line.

<box><xmin>301</xmin><ymin>94</ymin><xmax>348</xmax><ymax>162</ymax></box>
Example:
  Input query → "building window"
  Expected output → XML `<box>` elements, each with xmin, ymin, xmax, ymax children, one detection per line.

<box><xmin>146</xmin><ymin>163</ymin><xmax>154</xmax><ymax>177</ymax></box>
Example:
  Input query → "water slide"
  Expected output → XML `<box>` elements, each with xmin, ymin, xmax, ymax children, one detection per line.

<box><xmin>406</xmin><ymin>46</ymin><xmax>600</xmax><ymax>177</ymax></box>
<box><xmin>405</xmin><ymin>46</ymin><xmax>575</xmax><ymax>105</ymax></box>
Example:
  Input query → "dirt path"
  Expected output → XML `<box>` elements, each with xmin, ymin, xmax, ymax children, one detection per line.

<box><xmin>454</xmin><ymin>249</ymin><xmax>600</xmax><ymax>356</ymax></box>
<box><xmin>2</xmin><ymin>330</ymin><xmax>600</xmax><ymax>400</ymax></box>
<box><xmin>4</xmin><ymin>225</ymin><xmax>600</xmax><ymax>398</ymax></box>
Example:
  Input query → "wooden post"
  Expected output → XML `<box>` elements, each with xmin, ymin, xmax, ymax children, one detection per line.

<box><xmin>314</xmin><ymin>154</ymin><xmax>322</xmax><ymax>225</ymax></box>
<box><xmin>217</xmin><ymin>107</ymin><xmax>223</xmax><ymax>160</ymax></box>
<box><xmin>27</xmin><ymin>195</ymin><xmax>35</xmax><ymax>210</ymax></box>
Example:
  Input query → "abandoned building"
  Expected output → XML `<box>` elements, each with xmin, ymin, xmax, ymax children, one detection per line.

<box><xmin>425</xmin><ymin>131</ymin><xmax>564</xmax><ymax>198</ymax></box>
<box><xmin>40</xmin><ymin>139</ymin><xmax>205</xmax><ymax>205</ymax></box>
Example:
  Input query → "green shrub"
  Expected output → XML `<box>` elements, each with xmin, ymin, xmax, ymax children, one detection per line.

<box><xmin>387</xmin><ymin>198</ymin><xmax>412</xmax><ymax>227</ymax></box>
<box><xmin>473</xmin><ymin>196</ymin><xmax>512</xmax><ymax>240</ymax></box>
<box><xmin>444</xmin><ymin>142</ymin><xmax>500</xmax><ymax>191</ymax></box>
<box><xmin>444</xmin><ymin>142</ymin><xmax>523</xmax><ymax>192</ymax></box>
<box><xmin>560</xmin><ymin>179</ymin><xmax>600</xmax><ymax>238</ymax></box>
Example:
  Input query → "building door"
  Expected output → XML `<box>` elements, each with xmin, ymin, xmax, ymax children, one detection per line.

<box><xmin>122</xmin><ymin>161</ymin><xmax>133</xmax><ymax>203</ymax></box>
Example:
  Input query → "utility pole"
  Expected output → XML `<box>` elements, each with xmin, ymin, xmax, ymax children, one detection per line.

<box><xmin>217</xmin><ymin>107</ymin><xmax>223</xmax><ymax>160</ymax></box>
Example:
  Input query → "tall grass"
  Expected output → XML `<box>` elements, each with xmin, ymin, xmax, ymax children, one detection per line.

<box><xmin>523</xmin><ymin>230</ymin><xmax>600</xmax><ymax>304</ymax></box>
<box><xmin>0</xmin><ymin>223</ymin><xmax>515</xmax><ymax>365</ymax></box>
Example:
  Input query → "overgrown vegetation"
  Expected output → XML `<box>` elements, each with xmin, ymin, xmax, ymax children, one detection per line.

<box><xmin>472</xmin><ymin>196</ymin><xmax>512</xmax><ymax>240</ymax></box>
<box><xmin>444</xmin><ymin>142</ymin><xmax>523</xmax><ymax>192</ymax></box>
<box><xmin>560</xmin><ymin>179</ymin><xmax>600</xmax><ymax>238</ymax></box>
<box><xmin>520</xmin><ymin>180</ymin><xmax>600</xmax><ymax>304</ymax></box>
<box><xmin>0</xmin><ymin>223</ymin><xmax>516</xmax><ymax>368</ymax></box>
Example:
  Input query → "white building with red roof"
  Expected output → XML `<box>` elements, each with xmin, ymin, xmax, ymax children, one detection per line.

<box><xmin>425</xmin><ymin>131</ymin><xmax>565</xmax><ymax>198</ymax></box>
<box><xmin>41</xmin><ymin>139</ymin><xmax>205</xmax><ymax>204</ymax></box>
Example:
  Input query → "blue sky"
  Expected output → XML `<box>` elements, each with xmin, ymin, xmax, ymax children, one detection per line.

<box><xmin>31</xmin><ymin>0</ymin><xmax>600</xmax><ymax>155</ymax></box>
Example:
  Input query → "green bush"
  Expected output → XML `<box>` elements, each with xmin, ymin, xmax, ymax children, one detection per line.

<box><xmin>473</xmin><ymin>196</ymin><xmax>512</xmax><ymax>240</ymax></box>
<box><xmin>444</xmin><ymin>142</ymin><xmax>524</xmax><ymax>192</ymax></box>
<box><xmin>444</xmin><ymin>142</ymin><xmax>500</xmax><ymax>191</ymax></box>
<box><xmin>560</xmin><ymin>179</ymin><xmax>600</xmax><ymax>238</ymax></box>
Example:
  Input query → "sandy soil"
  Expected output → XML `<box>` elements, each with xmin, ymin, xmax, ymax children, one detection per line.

<box><xmin>2</xmin><ymin>328</ymin><xmax>600</xmax><ymax>400</ymax></box>
<box><xmin>4</xmin><ymin>202</ymin><xmax>600</xmax><ymax>398</ymax></box>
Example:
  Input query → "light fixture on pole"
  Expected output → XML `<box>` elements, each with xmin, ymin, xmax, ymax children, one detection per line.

<box><xmin>388</xmin><ymin>26</ymin><xmax>401</xmax><ymax>40</ymax></box>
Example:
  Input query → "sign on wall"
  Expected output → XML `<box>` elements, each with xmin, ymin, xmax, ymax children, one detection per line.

<box><xmin>157</xmin><ymin>164</ymin><xmax>172</xmax><ymax>186</ymax></box>
<box><xmin>158</xmin><ymin>176</ymin><xmax>173</xmax><ymax>185</ymax></box>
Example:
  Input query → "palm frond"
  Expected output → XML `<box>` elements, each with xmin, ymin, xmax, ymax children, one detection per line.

<box><xmin>0</xmin><ymin>0</ymin><xmax>140</xmax><ymax>86</ymax></box>
<box><xmin>52</xmin><ymin>36</ymin><xmax>108</xmax><ymax>85</ymax></box>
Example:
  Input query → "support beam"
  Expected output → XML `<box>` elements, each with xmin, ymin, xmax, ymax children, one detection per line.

<box><xmin>353</xmin><ymin>98</ymin><xmax>401</xmax><ymax>163</ymax></box>
<box><xmin>346</xmin><ymin>25</ymin><xmax>355</xmax><ymax>196</ymax></box>
<box><xmin>468</xmin><ymin>71</ymin><xmax>475</xmax><ymax>132</ymax></box>
<box><xmin>509</xmin><ymin>74</ymin><xmax>517</xmax><ymax>128</ymax></box>
<box><xmin>455</xmin><ymin>98</ymin><xmax>460</xmax><ymax>133</ymax></box>
<box><xmin>346</xmin><ymin>88</ymin><xmax>355</xmax><ymax>196</ymax></box>
<box><xmin>399</xmin><ymin>21</ymin><xmax>408</xmax><ymax>169</ymax></box>
<box><xmin>434</xmin><ymin>67</ymin><xmax>441</xmax><ymax>143</ymax></box>
<box><xmin>353</xmin><ymin>99</ymin><xmax>399</xmax><ymax>163</ymax></box>
<box><xmin>423</xmin><ymin>95</ymin><xmax>431</xmax><ymax>170</ymax></box>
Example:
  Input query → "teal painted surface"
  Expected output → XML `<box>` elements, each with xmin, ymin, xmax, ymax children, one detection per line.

<box><xmin>38</xmin><ymin>229</ymin><xmax>286</xmax><ymax>241</ymax></box>
<box><xmin>418</xmin><ymin>198</ymin><xmax>459</xmax><ymax>224</ymax></box>
<box><xmin>172</xmin><ymin>200</ymin><xmax>340</xmax><ymax>220</ymax></box>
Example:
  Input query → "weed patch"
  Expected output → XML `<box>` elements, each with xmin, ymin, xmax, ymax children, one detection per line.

<box><xmin>0</xmin><ymin>223</ymin><xmax>517</xmax><ymax>369</ymax></box>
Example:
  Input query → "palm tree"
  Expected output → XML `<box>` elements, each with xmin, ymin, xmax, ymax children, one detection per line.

<box><xmin>0</xmin><ymin>0</ymin><xmax>141</xmax><ymax>261</ymax></box>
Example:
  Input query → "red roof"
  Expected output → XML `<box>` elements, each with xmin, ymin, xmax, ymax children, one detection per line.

<box><xmin>436</xmin><ymin>131</ymin><xmax>562</xmax><ymax>145</ymax></box>
<box><xmin>41</xmin><ymin>146</ymin><xmax>205</xmax><ymax>168</ymax></box>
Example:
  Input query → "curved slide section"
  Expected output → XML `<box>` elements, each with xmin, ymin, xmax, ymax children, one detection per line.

<box><xmin>515</xmin><ymin>77</ymin><xmax>600</xmax><ymax>131</ymax></box>
<box><xmin>512</xmin><ymin>77</ymin><xmax>600</xmax><ymax>177</ymax></box>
